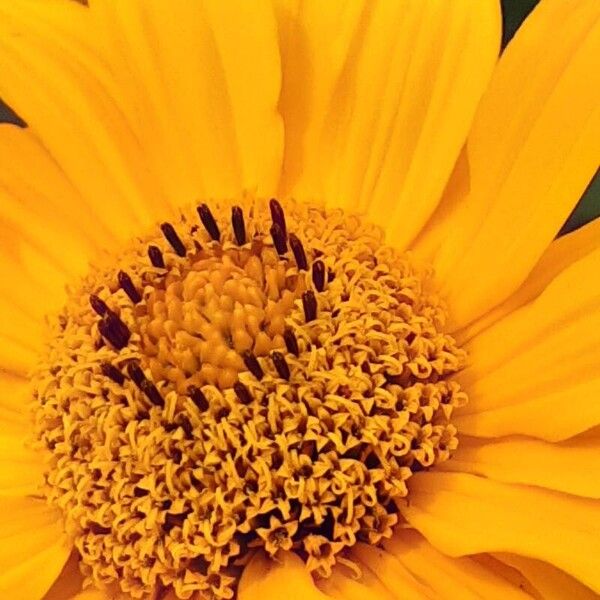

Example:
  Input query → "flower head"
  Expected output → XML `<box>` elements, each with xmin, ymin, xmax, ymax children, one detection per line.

<box><xmin>0</xmin><ymin>1</ymin><xmax>599</xmax><ymax>599</ymax></box>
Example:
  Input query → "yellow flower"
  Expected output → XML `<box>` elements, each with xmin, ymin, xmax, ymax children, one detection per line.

<box><xmin>0</xmin><ymin>0</ymin><xmax>599</xmax><ymax>599</ymax></box>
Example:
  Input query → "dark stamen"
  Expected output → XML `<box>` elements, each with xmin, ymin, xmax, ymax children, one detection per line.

<box><xmin>234</xmin><ymin>382</ymin><xmax>253</xmax><ymax>405</ymax></box>
<box><xmin>289</xmin><ymin>234</ymin><xmax>308</xmax><ymax>270</ymax></box>
<box><xmin>160</xmin><ymin>223</ymin><xmax>186</xmax><ymax>257</ymax></box>
<box><xmin>98</xmin><ymin>313</ymin><xmax>130</xmax><ymax>350</ymax></box>
<box><xmin>270</xmin><ymin>222</ymin><xmax>287</xmax><ymax>255</ymax></box>
<box><xmin>302</xmin><ymin>290</ymin><xmax>317</xmax><ymax>322</ymax></box>
<box><xmin>126</xmin><ymin>361</ymin><xmax>146</xmax><ymax>388</ymax></box>
<box><xmin>188</xmin><ymin>385</ymin><xmax>209</xmax><ymax>412</ymax></box>
<box><xmin>312</xmin><ymin>260</ymin><xmax>325</xmax><ymax>292</ymax></box>
<box><xmin>283</xmin><ymin>328</ymin><xmax>299</xmax><ymax>357</ymax></box>
<box><xmin>197</xmin><ymin>204</ymin><xmax>221</xmax><ymax>242</ymax></box>
<box><xmin>269</xmin><ymin>198</ymin><xmax>287</xmax><ymax>238</ymax></box>
<box><xmin>141</xmin><ymin>380</ymin><xmax>164</xmax><ymax>407</ymax></box>
<box><xmin>89</xmin><ymin>294</ymin><xmax>108</xmax><ymax>316</ymax></box>
<box><xmin>118</xmin><ymin>271</ymin><xmax>142</xmax><ymax>304</ymax></box>
<box><xmin>148</xmin><ymin>245</ymin><xmax>165</xmax><ymax>268</ymax></box>
<box><xmin>242</xmin><ymin>351</ymin><xmax>264</xmax><ymax>381</ymax></box>
<box><xmin>231</xmin><ymin>206</ymin><xmax>246</xmax><ymax>246</ymax></box>
<box><xmin>271</xmin><ymin>351</ymin><xmax>290</xmax><ymax>380</ymax></box>
<box><xmin>100</xmin><ymin>362</ymin><xmax>125</xmax><ymax>385</ymax></box>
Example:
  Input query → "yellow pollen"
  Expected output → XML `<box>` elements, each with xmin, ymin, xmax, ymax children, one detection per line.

<box><xmin>32</xmin><ymin>196</ymin><xmax>467</xmax><ymax>599</ymax></box>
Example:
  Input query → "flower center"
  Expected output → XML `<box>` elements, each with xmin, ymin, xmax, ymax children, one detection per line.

<box><xmin>32</xmin><ymin>196</ymin><xmax>467</xmax><ymax>599</ymax></box>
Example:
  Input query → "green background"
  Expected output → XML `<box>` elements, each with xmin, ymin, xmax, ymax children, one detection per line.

<box><xmin>1</xmin><ymin>0</ymin><xmax>598</xmax><ymax>234</ymax></box>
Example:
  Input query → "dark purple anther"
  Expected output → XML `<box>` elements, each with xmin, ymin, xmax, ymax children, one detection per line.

<box><xmin>118</xmin><ymin>271</ymin><xmax>142</xmax><ymax>304</ymax></box>
<box><xmin>160</xmin><ymin>222</ymin><xmax>186</xmax><ymax>257</ymax></box>
<box><xmin>242</xmin><ymin>351</ymin><xmax>264</xmax><ymax>381</ymax></box>
<box><xmin>148</xmin><ymin>245</ymin><xmax>165</xmax><ymax>268</ymax></box>
<box><xmin>100</xmin><ymin>362</ymin><xmax>125</xmax><ymax>385</ymax></box>
<box><xmin>269</xmin><ymin>198</ymin><xmax>287</xmax><ymax>238</ymax></box>
<box><xmin>270</xmin><ymin>222</ymin><xmax>287</xmax><ymax>255</ymax></box>
<box><xmin>234</xmin><ymin>382</ymin><xmax>253</xmax><ymax>405</ymax></box>
<box><xmin>231</xmin><ymin>206</ymin><xmax>246</xmax><ymax>246</ymax></box>
<box><xmin>141</xmin><ymin>380</ymin><xmax>164</xmax><ymax>407</ymax></box>
<box><xmin>283</xmin><ymin>328</ymin><xmax>299</xmax><ymax>357</ymax></box>
<box><xmin>312</xmin><ymin>260</ymin><xmax>325</xmax><ymax>292</ymax></box>
<box><xmin>126</xmin><ymin>361</ymin><xmax>146</xmax><ymax>388</ymax></box>
<box><xmin>89</xmin><ymin>294</ymin><xmax>109</xmax><ymax>316</ymax></box>
<box><xmin>197</xmin><ymin>204</ymin><xmax>221</xmax><ymax>242</ymax></box>
<box><xmin>289</xmin><ymin>234</ymin><xmax>308</xmax><ymax>271</ymax></box>
<box><xmin>188</xmin><ymin>385</ymin><xmax>209</xmax><ymax>412</ymax></box>
<box><xmin>98</xmin><ymin>313</ymin><xmax>130</xmax><ymax>350</ymax></box>
<box><xmin>271</xmin><ymin>351</ymin><xmax>290</xmax><ymax>381</ymax></box>
<box><xmin>302</xmin><ymin>290</ymin><xmax>317</xmax><ymax>323</ymax></box>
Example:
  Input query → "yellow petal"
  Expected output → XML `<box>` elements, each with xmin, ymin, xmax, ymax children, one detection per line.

<box><xmin>0</xmin><ymin>4</ymin><xmax>164</xmax><ymax>241</ymax></box>
<box><xmin>0</xmin><ymin>134</ymin><xmax>97</xmax><ymax>282</ymax></box>
<box><xmin>455</xmin><ymin>378</ymin><xmax>600</xmax><ymax>443</ymax></box>
<box><xmin>0</xmin><ymin>305</ymin><xmax>44</xmax><ymax>377</ymax></box>
<box><xmin>0</xmin><ymin>496</ymin><xmax>71</xmax><ymax>600</ymax></box>
<box><xmin>238</xmin><ymin>551</ymin><xmax>330</xmax><ymax>600</ymax></box>
<box><xmin>69</xmin><ymin>592</ymin><xmax>114</xmax><ymax>600</ymax></box>
<box><xmin>0</xmin><ymin>249</ymin><xmax>56</xmax><ymax>375</ymax></box>
<box><xmin>460</xmin><ymin>256</ymin><xmax>599</xmax><ymax>395</ymax></box>
<box><xmin>276</xmin><ymin>0</ymin><xmax>500</xmax><ymax>249</ymax></box>
<box><xmin>458</xmin><ymin>216</ymin><xmax>600</xmax><ymax>344</ymax></box>
<box><xmin>0</xmin><ymin>0</ymin><xmax>284</xmax><ymax>227</ymax></box>
<box><xmin>383</xmin><ymin>529</ymin><xmax>531</xmax><ymax>600</ymax></box>
<box><xmin>438</xmin><ymin>435</ymin><xmax>600</xmax><ymax>498</ymax></box>
<box><xmin>42</xmin><ymin>552</ymin><xmax>84</xmax><ymax>600</ymax></box>
<box><xmin>0</xmin><ymin>124</ymin><xmax>110</xmax><ymax>336</ymax></box>
<box><xmin>0</xmin><ymin>372</ymin><xmax>30</xmax><ymax>415</ymax></box>
<box><xmin>402</xmin><ymin>471</ymin><xmax>600</xmax><ymax>593</ymax></box>
<box><xmin>0</xmin><ymin>375</ymin><xmax>45</xmax><ymax>497</ymax></box>
<box><xmin>349</xmin><ymin>543</ymin><xmax>435</xmax><ymax>600</ymax></box>
<box><xmin>0</xmin><ymin>221</ymin><xmax>68</xmax><ymax>319</ymax></box>
<box><xmin>316</xmin><ymin>565</ymin><xmax>396</xmax><ymax>600</ymax></box>
<box><xmin>0</xmin><ymin>125</ymin><xmax>117</xmax><ymax>255</ymax></box>
<box><xmin>0</xmin><ymin>430</ymin><xmax>45</xmax><ymax>497</ymax></box>
<box><xmin>415</xmin><ymin>0</ymin><xmax>600</xmax><ymax>329</ymax></box>
<box><xmin>92</xmin><ymin>0</ymin><xmax>283</xmax><ymax>200</ymax></box>
<box><xmin>454</xmin><ymin>244</ymin><xmax>600</xmax><ymax>440</ymax></box>
<box><xmin>497</xmin><ymin>553</ymin><xmax>599</xmax><ymax>600</ymax></box>
<box><xmin>0</xmin><ymin>338</ymin><xmax>38</xmax><ymax>377</ymax></box>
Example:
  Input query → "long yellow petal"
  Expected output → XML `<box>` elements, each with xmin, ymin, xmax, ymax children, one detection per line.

<box><xmin>92</xmin><ymin>0</ymin><xmax>283</xmax><ymax>200</ymax></box>
<box><xmin>383</xmin><ymin>530</ymin><xmax>531</xmax><ymax>600</ymax></box>
<box><xmin>0</xmin><ymin>496</ymin><xmax>71</xmax><ymax>600</ymax></box>
<box><xmin>453</xmin><ymin>244</ymin><xmax>600</xmax><ymax>439</ymax></box>
<box><xmin>0</xmin><ymin>226</ymin><xmax>62</xmax><ymax>374</ymax></box>
<box><xmin>68</xmin><ymin>591</ymin><xmax>113</xmax><ymax>600</ymax></box>
<box><xmin>497</xmin><ymin>553</ymin><xmax>599</xmax><ymax>600</ymax></box>
<box><xmin>349</xmin><ymin>543</ymin><xmax>435</xmax><ymax>600</ymax></box>
<box><xmin>42</xmin><ymin>552</ymin><xmax>84</xmax><ymax>600</ymax></box>
<box><xmin>316</xmin><ymin>566</ymin><xmax>396</xmax><ymax>600</ymax></box>
<box><xmin>0</xmin><ymin>376</ymin><xmax>46</xmax><ymax>501</ymax></box>
<box><xmin>457</xmin><ymin>216</ymin><xmax>600</xmax><ymax>344</ymax></box>
<box><xmin>415</xmin><ymin>0</ymin><xmax>600</xmax><ymax>329</ymax></box>
<box><xmin>238</xmin><ymin>551</ymin><xmax>330</xmax><ymax>600</ymax></box>
<box><xmin>0</xmin><ymin>0</ymin><xmax>283</xmax><ymax>226</ymax></box>
<box><xmin>0</xmin><ymin>126</ymin><xmax>108</xmax><ymax>336</ymax></box>
<box><xmin>0</xmin><ymin>3</ymin><xmax>163</xmax><ymax>240</ymax></box>
<box><xmin>454</xmin><ymin>378</ymin><xmax>600</xmax><ymax>443</ymax></box>
<box><xmin>438</xmin><ymin>435</ymin><xmax>600</xmax><ymax>498</ymax></box>
<box><xmin>0</xmin><ymin>430</ymin><xmax>45</xmax><ymax>497</ymax></box>
<box><xmin>275</xmin><ymin>0</ymin><xmax>500</xmax><ymax>248</ymax></box>
<box><xmin>402</xmin><ymin>471</ymin><xmax>600</xmax><ymax>593</ymax></box>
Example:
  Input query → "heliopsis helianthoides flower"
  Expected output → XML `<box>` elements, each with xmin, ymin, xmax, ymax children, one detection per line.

<box><xmin>0</xmin><ymin>0</ymin><xmax>599</xmax><ymax>599</ymax></box>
